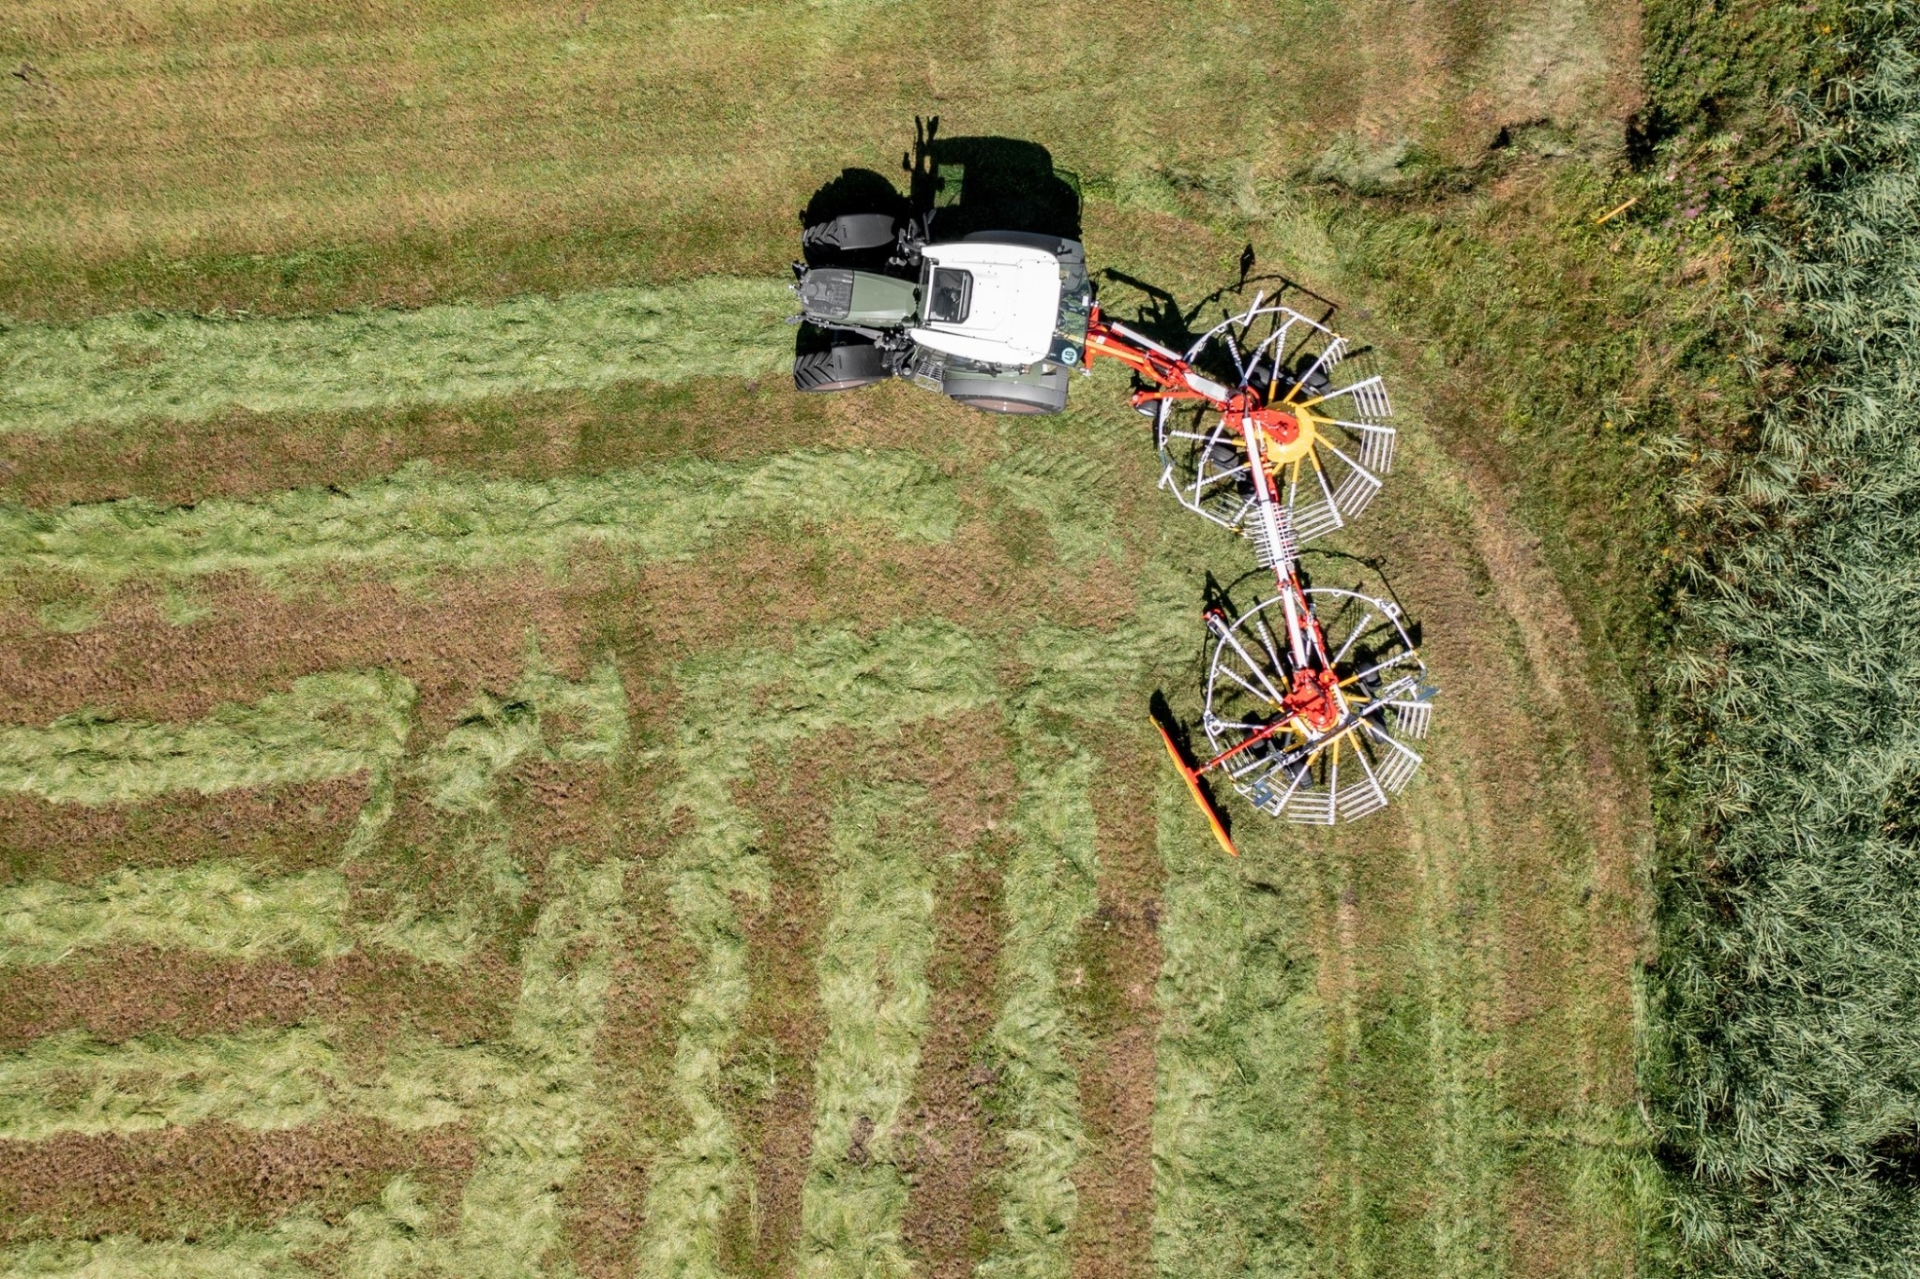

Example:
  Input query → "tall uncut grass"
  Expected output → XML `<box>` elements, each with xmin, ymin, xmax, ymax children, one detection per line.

<box><xmin>0</xmin><ymin>449</ymin><xmax>959</xmax><ymax>600</ymax></box>
<box><xmin>799</xmin><ymin>785</ymin><xmax>937</xmax><ymax>1279</ymax></box>
<box><xmin>637</xmin><ymin>621</ymin><xmax>996</xmax><ymax>1279</ymax></box>
<box><xmin>0</xmin><ymin>277</ymin><xmax>794</xmax><ymax>436</ymax></box>
<box><xmin>1652</xmin><ymin>5</ymin><xmax>1920</xmax><ymax>1273</ymax></box>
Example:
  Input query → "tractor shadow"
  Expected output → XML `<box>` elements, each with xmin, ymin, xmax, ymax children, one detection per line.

<box><xmin>798</xmin><ymin>115</ymin><xmax>1082</xmax><ymax>257</ymax></box>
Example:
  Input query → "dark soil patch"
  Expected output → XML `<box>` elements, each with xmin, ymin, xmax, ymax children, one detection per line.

<box><xmin>0</xmin><ymin>778</ymin><xmax>365</xmax><ymax>886</ymax></box>
<box><xmin>0</xmin><ymin>1115</ymin><xmax>477</xmax><ymax>1242</ymax></box>
<box><xmin>0</xmin><ymin>945</ymin><xmax>518</xmax><ymax>1054</ymax></box>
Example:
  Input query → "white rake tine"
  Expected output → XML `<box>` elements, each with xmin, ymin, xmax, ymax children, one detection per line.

<box><xmin>1331</xmin><ymin>610</ymin><xmax>1378</xmax><ymax>668</ymax></box>
<box><xmin>1219</xmin><ymin>624</ymin><xmax>1290</xmax><ymax>705</ymax></box>
<box><xmin>1345</xmin><ymin>650</ymin><xmax>1420</xmax><ymax>686</ymax></box>
<box><xmin>1274</xmin><ymin>761</ymin><xmax>1311</xmax><ymax>812</ymax></box>
<box><xmin>1321</xmin><ymin>440</ymin><xmax>1380</xmax><ymax>488</ymax></box>
<box><xmin>1308</xmin><ymin>452</ymin><xmax>1342</xmax><ymax>527</ymax></box>
<box><xmin>1367</xmin><ymin>721</ymin><xmax>1425</xmax><ymax>767</ymax></box>
<box><xmin>1253</xmin><ymin>613</ymin><xmax>1289</xmax><ymax>674</ymax></box>
<box><xmin>1215</xmin><ymin>661</ymin><xmax>1274</xmax><ymax>706</ymax></box>
<box><xmin>1313</xmin><ymin>374</ymin><xmax>1389</xmax><ymax>414</ymax></box>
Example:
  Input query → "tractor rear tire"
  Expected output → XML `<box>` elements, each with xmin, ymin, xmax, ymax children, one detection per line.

<box><xmin>944</xmin><ymin>366</ymin><xmax>1070</xmax><ymax>415</ymax></box>
<box><xmin>802</xmin><ymin>213</ymin><xmax>901</xmax><ymax>259</ymax></box>
<box><xmin>793</xmin><ymin>341</ymin><xmax>889</xmax><ymax>393</ymax></box>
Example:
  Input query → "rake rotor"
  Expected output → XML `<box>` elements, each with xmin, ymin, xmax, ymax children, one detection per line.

<box><xmin>1083</xmin><ymin>289</ymin><xmax>1436</xmax><ymax>841</ymax></box>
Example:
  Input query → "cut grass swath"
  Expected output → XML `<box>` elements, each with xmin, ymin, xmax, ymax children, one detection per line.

<box><xmin>973</xmin><ymin>620</ymin><xmax>1165</xmax><ymax>1279</ymax></box>
<box><xmin>0</xmin><ymin>277</ymin><xmax>794</xmax><ymax>436</ymax></box>
<box><xmin>1149</xmin><ymin>780</ymin><xmax>1320</xmax><ymax>1279</ymax></box>
<box><xmin>0</xmin><ymin>854</ymin><xmax>628</xmax><ymax>1277</ymax></box>
<box><xmin>799</xmin><ymin>784</ymin><xmax>938</xmax><ymax>1279</ymax></box>
<box><xmin>0</xmin><ymin>670</ymin><xmax>414</xmax><ymax>806</ymax></box>
<box><xmin>0</xmin><ymin>862</ymin><xmax>352</xmax><ymax>966</ymax></box>
<box><xmin>432</xmin><ymin>851</ymin><xmax>628</xmax><ymax>1279</ymax></box>
<box><xmin>415</xmin><ymin>638</ymin><xmax>631</xmax><ymax>901</ymax></box>
<box><xmin>0</xmin><ymin>643</ymin><xmax>628</xmax><ymax>965</ymax></box>
<box><xmin>637</xmin><ymin>621</ymin><xmax>996</xmax><ymax>1279</ymax></box>
<box><xmin>0</xmin><ymin>1025</ymin><xmax>517</xmax><ymax>1142</ymax></box>
<box><xmin>1</xmin><ymin>449</ymin><xmax>958</xmax><ymax>612</ymax></box>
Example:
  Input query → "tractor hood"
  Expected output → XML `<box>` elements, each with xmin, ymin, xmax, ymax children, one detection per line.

<box><xmin>909</xmin><ymin>243</ymin><xmax>1064</xmax><ymax>367</ymax></box>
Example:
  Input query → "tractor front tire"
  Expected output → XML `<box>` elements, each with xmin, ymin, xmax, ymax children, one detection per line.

<box><xmin>793</xmin><ymin>342</ymin><xmax>889</xmax><ymax>393</ymax></box>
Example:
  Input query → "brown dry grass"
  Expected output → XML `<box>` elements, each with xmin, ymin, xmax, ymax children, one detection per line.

<box><xmin>0</xmin><ymin>1115</ymin><xmax>477</xmax><ymax>1241</ymax></box>
<box><xmin>0</xmin><ymin>777</ymin><xmax>364</xmax><ymax>885</ymax></box>
<box><xmin>0</xmin><ymin>944</ymin><xmax>519</xmax><ymax>1054</ymax></box>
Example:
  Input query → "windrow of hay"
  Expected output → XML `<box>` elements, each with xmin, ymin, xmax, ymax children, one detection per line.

<box><xmin>0</xmin><ymin>278</ymin><xmax>795</xmax><ymax>436</ymax></box>
<box><xmin>414</xmin><ymin>638</ymin><xmax>630</xmax><ymax>903</ymax></box>
<box><xmin>0</xmin><ymin>643</ymin><xmax>629</xmax><ymax>967</ymax></box>
<box><xmin>1147</xmin><ymin>783</ymin><xmax>1321</xmax><ymax>1278</ymax></box>
<box><xmin>636</xmin><ymin>621</ymin><xmax>997</xmax><ymax>1279</ymax></box>
<box><xmin>974</xmin><ymin>621</ymin><xmax>1160</xmax><ymax>1279</ymax></box>
<box><xmin>0</xmin><ymin>863</ymin><xmax>352</xmax><ymax>966</ymax></box>
<box><xmin>0</xmin><ymin>853</ymin><xmax>629</xmax><ymax>1278</ymax></box>
<box><xmin>0</xmin><ymin>1216</ymin><xmax>337</xmax><ymax>1279</ymax></box>
<box><xmin>0</xmin><ymin>448</ymin><xmax>959</xmax><ymax>606</ymax></box>
<box><xmin>798</xmin><ymin>784</ymin><xmax>938</xmax><ymax>1279</ymax></box>
<box><xmin>0</xmin><ymin>670</ymin><xmax>414</xmax><ymax>807</ymax></box>
<box><xmin>0</xmin><ymin>1024</ymin><xmax>517</xmax><ymax>1142</ymax></box>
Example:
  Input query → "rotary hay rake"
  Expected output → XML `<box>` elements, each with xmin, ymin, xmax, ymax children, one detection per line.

<box><xmin>1081</xmin><ymin>295</ymin><xmax>1437</xmax><ymax>854</ymax></box>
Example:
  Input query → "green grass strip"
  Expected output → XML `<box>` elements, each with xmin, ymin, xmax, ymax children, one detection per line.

<box><xmin>0</xmin><ymin>277</ymin><xmax>795</xmax><ymax>436</ymax></box>
<box><xmin>637</xmin><ymin>620</ymin><xmax>996</xmax><ymax>1279</ymax></box>
<box><xmin>0</xmin><ymin>1025</ymin><xmax>516</xmax><ymax>1141</ymax></box>
<box><xmin>0</xmin><ymin>670</ymin><xmax>414</xmax><ymax>806</ymax></box>
<box><xmin>0</xmin><ymin>449</ymin><xmax>958</xmax><ymax>599</ymax></box>
<box><xmin>0</xmin><ymin>862</ymin><xmax>352</xmax><ymax>966</ymax></box>
<box><xmin>799</xmin><ymin>784</ymin><xmax>937</xmax><ymax>1279</ymax></box>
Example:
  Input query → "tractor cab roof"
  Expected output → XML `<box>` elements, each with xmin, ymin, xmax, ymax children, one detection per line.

<box><xmin>908</xmin><ymin>241</ymin><xmax>1064</xmax><ymax>367</ymax></box>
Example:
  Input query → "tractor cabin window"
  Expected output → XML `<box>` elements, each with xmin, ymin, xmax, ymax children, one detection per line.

<box><xmin>926</xmin><ymin>268</ymin><xmax>972</xmax><ymax>324</ymax></box>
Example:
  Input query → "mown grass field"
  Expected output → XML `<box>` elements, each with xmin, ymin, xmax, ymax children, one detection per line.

<box><xmin>0</xmin><ymin>0</ymin><xmax>1686</xmax><ymax>1275</ymax></box>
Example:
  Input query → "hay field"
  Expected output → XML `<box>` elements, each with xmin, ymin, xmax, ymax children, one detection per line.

<box><xmin>0</xmin><ymin>1</ymin><xmax>1670</xmax><ymax>1275</ymax></box>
